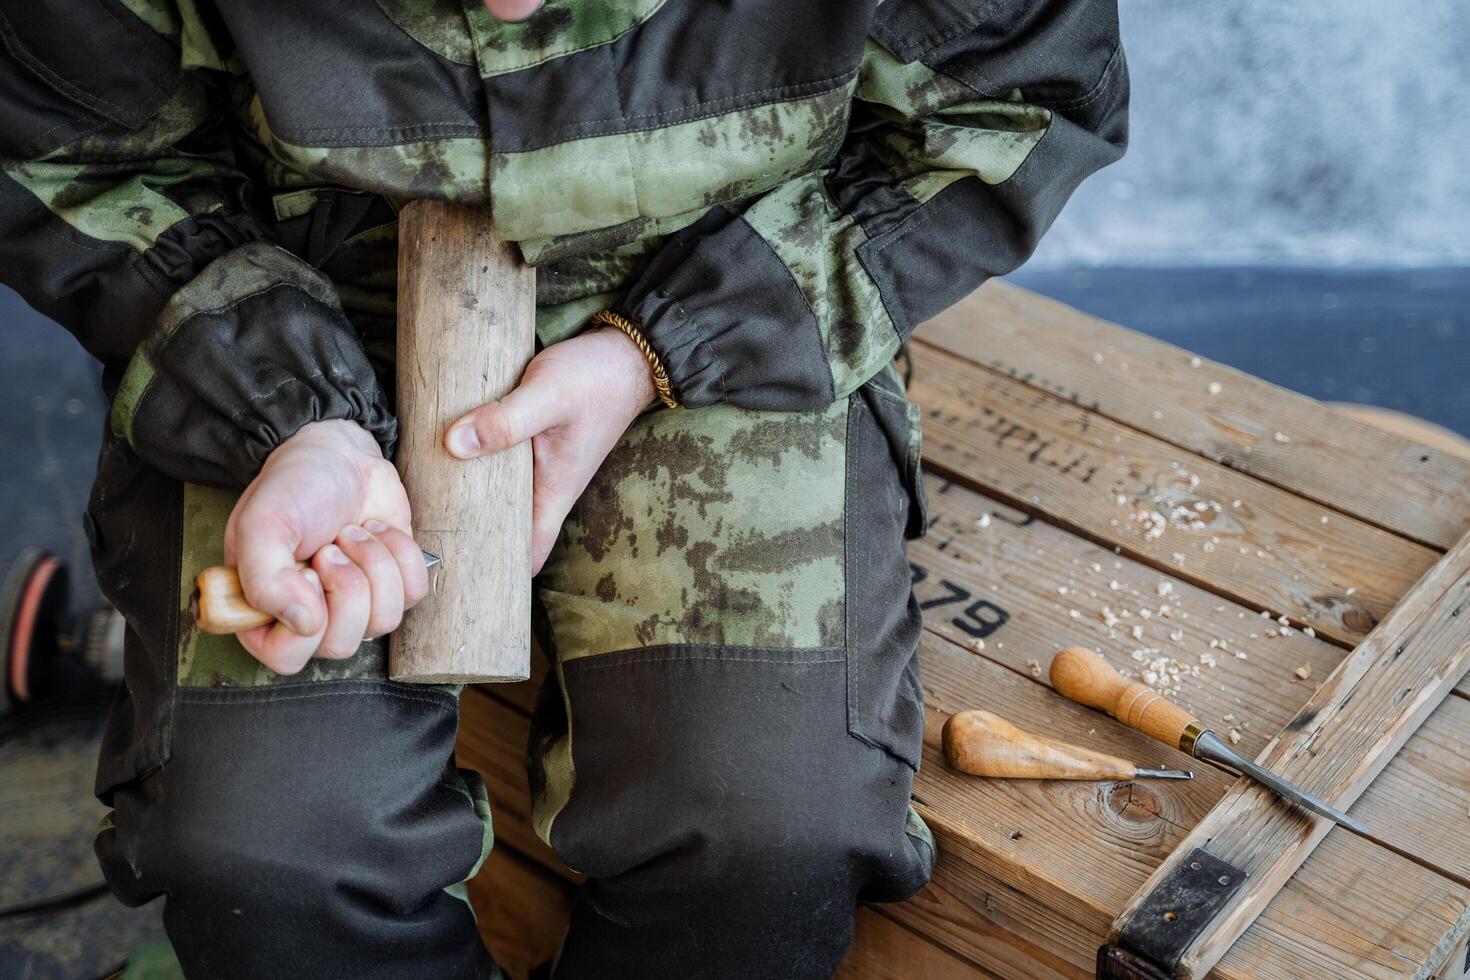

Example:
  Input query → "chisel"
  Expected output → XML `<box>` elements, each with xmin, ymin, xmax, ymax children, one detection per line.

<box><xmin>943</xmin><ymin>709</ymin><xmax>1193</xmax><ymax>781</ymax></box>
<box><xmin>191</xmin><ymin>551</ymin><xmax>441</xmax><ymax>635</ymax></box>
<box><xmin>1049</xmin><ymin>645</ymin><xmax>1369</xmax><ymax>833</ymax></box>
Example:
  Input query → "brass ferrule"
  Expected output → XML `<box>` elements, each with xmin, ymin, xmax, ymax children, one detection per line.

<box><xmin>1179</xmin><ymin>721</ymin><xmax>1208</xmax><ymax>756</ymax></box>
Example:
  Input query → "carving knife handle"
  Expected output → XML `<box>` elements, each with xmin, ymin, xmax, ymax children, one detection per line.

<box><xmin>1049</xmin><ymin>645</ymin><xmax>1203</xmax><ymax>751</ymax></box>
<box><xmin>943</xmin><ymin>709</ymin><xmax>1144</xmax><ymax>780</ymax></box>
<box><xmin>191</xmin><ymin>564</ymin><xmax>293</xmax><ymax>635</ymax></box>
<box><xmin>192</xmin><ymin>551</ymin><xmax>440</xmax><ymax>636</ymax></box>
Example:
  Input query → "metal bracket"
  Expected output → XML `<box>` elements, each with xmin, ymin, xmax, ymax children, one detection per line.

<box><xmin>1097</xmin><ymin>848</ymin><xmax>1248</xmax><ymax>979</ymax></box>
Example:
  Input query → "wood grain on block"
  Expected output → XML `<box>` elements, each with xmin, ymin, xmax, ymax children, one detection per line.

<box><xmin>393</xmin><ymin>200</ymin><xmax>534</xmax><ymax>683</ymax></box>
<box><xmin>913</xmin><ymin>282</ymin><xmax>1470</xmax><ymax>549</ymax></box>
<box><xmin>1109</xmin><ymin>530</ymin><xmax>1470</xmax><ymax>978</ymax></box>
<box><xmin>905</xmin><ymin>340</ymin><xmax>1437</xmax><ymax>647</ymax></box>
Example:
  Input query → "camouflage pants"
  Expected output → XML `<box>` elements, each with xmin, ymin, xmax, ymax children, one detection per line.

<box><xmin>91</xmin><ymin>368</ymin><xmax>934</xmax><ymax>979</ymax></box>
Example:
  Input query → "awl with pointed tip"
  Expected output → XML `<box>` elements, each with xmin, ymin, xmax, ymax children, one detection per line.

<box><xmin>1049</xmin><ymin>646</ymin><xmax>1369</xmax><ymax>833</ymax></box>
<box><xmin>191</xmin><ymin>550</ymin><xmax>441</xmax><ymax>635</ymax></box>
<box><xmin>943</xmin><ymin>709</ymin><xmax>1193</xmax><ymax>781</ymax></box>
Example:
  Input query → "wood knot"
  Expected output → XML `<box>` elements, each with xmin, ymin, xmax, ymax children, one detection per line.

<box><xmin>1341</xmin><ymin>606</ymin><xmax>1376</xmax><ymax>634</ymax></box>
<box><xmin>1103</xmin><ymin>782</ymin><xmax>1166</xmax><ymax>829</ymax></box>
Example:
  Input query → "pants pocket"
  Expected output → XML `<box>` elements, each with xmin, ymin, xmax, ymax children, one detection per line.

<box><xmin>844</xmin><ymin>378</ymin><xmax>926</xmax><ymax>770</ymax></box>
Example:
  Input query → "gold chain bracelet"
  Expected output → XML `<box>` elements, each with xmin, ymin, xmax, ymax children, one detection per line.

<box><xmin>589</xmin><ymin>310</ymin><xmax>680</xmax><ymax>409</ymax></box>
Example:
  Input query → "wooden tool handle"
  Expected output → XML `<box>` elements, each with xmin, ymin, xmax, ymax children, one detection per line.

<box><xmin>942</xmin><ymin>709</ymin><xmax>1137</xmax><ymax>780</ymax></box>
<box><xmin>392</xmin><ymin>200</ymin><xmax>534</xmax><ymax>684</ymax></box>
<box><xmin>192</xmin><ymin>563</ymin><xmax>304</xmax><ymax>635</ymax></box>
<box><xmin>1049</xmin><ymin>645</ymin><xmax>1199</xmax><ymax>749</ymax></box>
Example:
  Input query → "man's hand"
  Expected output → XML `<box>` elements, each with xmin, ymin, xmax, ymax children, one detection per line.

<box><xmin>224</xmin><ymin>419</ymin><xmax>428</xmax><ymax>674</ymax></box>
<box><xmin>446</xmin><ymin>327</ymin><xmax>656</xmax><ymax>573</ymax></box>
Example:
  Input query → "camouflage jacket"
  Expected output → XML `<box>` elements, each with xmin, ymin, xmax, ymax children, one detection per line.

<box><xmin>0</xmin><ymin>0</ymin><xmax>1126</xmax><ymax>489</ymax></box>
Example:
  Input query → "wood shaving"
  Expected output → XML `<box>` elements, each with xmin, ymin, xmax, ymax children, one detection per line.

<box><xmin>1294</xmin><ymin>663</ymin><xmax>1312</xmax><ymax>681</ymax></box>
<box><xmin>1273</xmin><ymin>431</ymin><xmax>1291</xmax><ymax>443</ymax></box>
<box><xmin>1027</xmin><ymin>659</ymin><xmax>1042</xmax><ymax>678</ymax></box>
<box><xmin>1228</xmin><ymin>728</ymin><xmax>1242</xmax><ymax>745</ymax></box>
<box><xmin>1207</xmin><ymin>381</ymin><xmax>1223</xmax><ymax>395</ymax></box>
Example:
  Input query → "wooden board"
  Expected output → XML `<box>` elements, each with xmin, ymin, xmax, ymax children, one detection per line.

<box><xmin>1108</xmin><ymin>530</ymin><xmax>1470</xmax><ymax>978</ymax></box>
<box><xmin>907</xmin><ymin>340</ymin><xmax>1435</xmax><ymax>648</ymax></box>
<box><xmin>918</xmin><ymin>282</ymin><xmax>1470</xmax><ymax>550</ymax></box>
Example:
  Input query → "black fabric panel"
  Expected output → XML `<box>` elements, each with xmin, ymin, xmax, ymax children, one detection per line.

<box><xmin>617</xmin><ymin>206</ymin><xmax>835</xmax><ymax>410</ymax></box>
<box><xmin>929</xmin><ymin>0</ymin><xmax>1122</xmax><ymax>107</ymax></box>
<box><xmin>0</xmin><ymin>24</ymin><xmax>101</xmax><ymax>158</ymax></box>
<box><xmin>211</xmin><ymin>0</ymin><xmax>482</xmax><ymax>146</ymax></box>
<box><xmin>90</xmin><ymin>431</ymin><xmax>182</xmax><ymax>797</ymax></box>
<box><xmin>856</xmin><ymin>46</ymin><xmax>1128</xmax><ymax>336</ymax></box>
<box><xmin>0</xmin><ymin>170</ymin><xmax>173</xmax><ymax>375</ymax></box>
<box><xmin>485</xmin><ymin>0</ymin><xmax>871</xmax><ymax>152</ymax></box>
<box><xmin>823</xmin><ymin>104</ymin><xmax>924</xmax><ymax>240</ymax></box>
<box><xmin>544</xmin><ymin>644</ymin><xmax>931</xmax><ymax>979</ymax></box>
<box><xmin>133</xmin><ymin>280</ymin><xmax>398</xmax><ymax>488</ymax></box>
<box><xmin>869</xmin><ymin>0</ymin><xmax>991</xmax><ymax>64</ymax></box>
<box><xmin>0</xmin><ymin>0</ymin><xmax>178</xmax><ymax>138</ymax></box>
<box><xmin>96</xmin><ymin>681</ymin><xmax>495</xmax><ymax>980</ymax></box>
<box><xmin>846</xmin><ymin>382</ymin><xmax>926</xmax><ymax>769</ymax></box>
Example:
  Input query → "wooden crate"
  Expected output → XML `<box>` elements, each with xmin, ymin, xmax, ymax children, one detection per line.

<box><xmin>458</xmin><ymin>282</ymin><xmax>1470</xmax><ymax>979</ymax></box>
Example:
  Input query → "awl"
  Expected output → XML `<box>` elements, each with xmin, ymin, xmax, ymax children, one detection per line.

<box><xmin>943</xmin><ymin>709</ymin><xmax>1193</xmax><ymax>781</ymax></box>
<box><xmin>1049</xmin><ymin>646</ymin><xmax>1369</xmax><ymax>833</ymax></box>
<box><xmin>191</xmin><ymin>550</ymin><xmax>441</xmax><ymax>635</ymax></box>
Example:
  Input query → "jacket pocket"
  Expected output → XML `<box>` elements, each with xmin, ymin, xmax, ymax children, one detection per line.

<box><xmin>0</xmin><ymin>2</ymin><xmax>179</xmax><ymax>157</ymax></box>
<box><xmin>844</xmin><ymin>378</ymin><xmax>927</xmax><ymax>770</ymax></box>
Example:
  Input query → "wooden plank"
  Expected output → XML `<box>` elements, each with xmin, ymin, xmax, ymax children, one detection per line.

<box><xmin>911</xmin><ymin>472</ymin><xmax>1470</xmax><ymax>903</ymax></box>
<box><xmin>839</xmin><ymin>911</ymin><xmax>998</xmax><ymax>980</ymax></box>
<box><xmin>911</xmin><ymin>475</ymin><xmax>1343</xmax><ymax>760</ymax></box>
<box><xmin>906</xmin><ymin>340</ymin><xmax>1437</xmax><ymax>647</ymax></box>
<box><xmin>914</xmin><ymin>633</ymin><xmax>1470</xmax><ymax>979</ymax></box>
<box><xmin>466</xmin><ymin>845</ymin><xmax>574</xmax><ymax>980</ymax></box>
<box><xmin>914</xmin><ymin>282</ymin><xmax>1470</xmax><ymax>549</ymax></box>
<box><xmin>458</xmin><ymin>689</ymin><xmax>568</xmax><ymax>877</ymax></box>
<box><xmin>1110</xmin><ymin>530</ymin><xmax>1470</xmax><ymax>978</ymax></box>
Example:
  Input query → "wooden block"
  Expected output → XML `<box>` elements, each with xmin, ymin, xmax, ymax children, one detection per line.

<box><xmin>914</xmin><ymin>282</ymin><xmax>1470</xmax><ymax>550</ymax></box>
<box><xmin>394</xmin><ymin>200</ymin><xmax>534</xmax><ymax>683</ymax></box>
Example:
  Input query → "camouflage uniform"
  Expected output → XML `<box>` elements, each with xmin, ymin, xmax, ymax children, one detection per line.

<box><xmin>0</xmin><ymin>2</ymin><xmax>1126</xmax><ymax>977</ymax></box>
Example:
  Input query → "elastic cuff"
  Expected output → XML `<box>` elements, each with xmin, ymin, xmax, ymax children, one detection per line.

<box><xmin>616</xmin><ymin>207</ymin><xmax>836</xmax><ymax>411</ymax></box>
<box><xmin>111</xmin><ymin>243</ymin><xmax>396</xmax><ymax>488</ymax></box>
